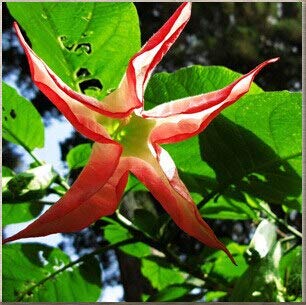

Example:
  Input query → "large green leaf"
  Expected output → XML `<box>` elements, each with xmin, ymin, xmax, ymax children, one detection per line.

<box><xmin>2</xmin><ymin>82</ymin><xmax>44</xmax><ymax>150</ymax></box>
<box><xmin>8</xmin><ymin>2</ymin><xmax>140</xmax><ymax>99</ymax></box>
<box><xmin>145</xmin><ymin>66</ymin><xmax>302</xmax><ymax>212</ymax></box>
<box><xmin>206</xmin><ymin>92</ymin><xmax>302</xmax><ymax>210</ymax></box>
<box><xmin>2</xmin><ymin>243</ymin><xmax>102</xmax><ymax>302</ymax></box>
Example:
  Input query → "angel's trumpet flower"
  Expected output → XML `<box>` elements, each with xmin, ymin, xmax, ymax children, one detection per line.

<box><xmin>3</xmin><ymin>2</ymin><xmax>279</xmax><ymax>265</ymax></box>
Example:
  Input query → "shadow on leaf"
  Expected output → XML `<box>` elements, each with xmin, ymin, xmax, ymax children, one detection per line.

<box><xmin>199</xmin><ymin>115</ymin><xmax>301</xmax><ymax>209</ymax></box>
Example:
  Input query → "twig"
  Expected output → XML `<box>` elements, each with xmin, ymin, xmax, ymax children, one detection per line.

<box><xmin>15</xmin><ymin>238</ymin><xmax>136</xmax><ymax>301</ymax></box>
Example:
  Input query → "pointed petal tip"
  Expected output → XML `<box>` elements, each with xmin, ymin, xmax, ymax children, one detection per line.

<box><xmin>182</xmin><ymin>2</ymin><xmax>192</xmax><ymax>17</ymax></box>
<box><xmin>2</xmin><ymin>236</ymin><xmax>16</xmax><ymax>244</ymax></box>
<box><xmin>222</xmin><ymin>246</ymin><xmax>237</xmax><ymax>266</ymax></box>
<box><xmin>183</xmin><ymin>2</ymin><xmax>192</xmax><ymax>9</ymax></box>
<box><xmin>269</xmin><ymin>57</ymin><xmax>280</xmax><ymax>63</ymax></box>
<box><xmin>13</xmin><ymin>21</ymin><xmax>21</xmax><ymax>33</ymax></box>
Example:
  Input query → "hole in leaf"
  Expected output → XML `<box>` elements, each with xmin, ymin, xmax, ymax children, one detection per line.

<box><xmin>10</xmin><ymin>109</ymin><xmax>17</xmax><ymax>119</ymax></box>
<box><xmin>4</xmin><ymin>116</ymin><xmax>8</xmax><ymax>121</ymax></box>
<box><xmin>65</xmin><ymin>44</ymin><xmax>74</xmax><ymax>51</ymax></box>
<box><xmin>59</xmin><ymin>35</ymin><xmax>75</xmax><ymax>51</ymax></box>
<box><xmin>76</xmin><ymin>68</ymin><xmax>91</xmax><ymax>78</ymax></box>
<box><xmin>75</xmin><ymin>43</ymin><xmax>92</xmax><ymax>54</ymax></box>
<box><xmin>2</xmin><ymin>106</ymin><xmax>5</xmax><ymax>111</ymax></box>
<box><xmin>79</xmin><ymin>79</ymin><xmax>103</xmax><ymax>94</ymax></box>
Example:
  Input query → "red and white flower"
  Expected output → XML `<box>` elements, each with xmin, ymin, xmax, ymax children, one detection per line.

<box><xmin>4</xmin><ymin>2</ymin><xmax>278</xmax><ymax>264</ymax></box>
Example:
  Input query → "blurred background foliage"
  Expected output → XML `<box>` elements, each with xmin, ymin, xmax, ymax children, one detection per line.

<box><xmin>2</xmin><ymin>2</ymin><xmax>302</xmax><ymax>302</ymax></box>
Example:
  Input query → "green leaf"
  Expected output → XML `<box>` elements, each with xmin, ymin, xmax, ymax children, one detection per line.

<box><xmin>3</xmin><ymin>164</ymin><xmax>57</xmax><ymax>203</ymax></box>
<box><xmin>103</xmin><ymin>220</ymin><xmax>150</xmax><ymax>258</ymax></box>
<box><xmin>2</xmin><ymin>82</ymin><xmax>44</xmax><ymax>150</ymax></box>
<box><xmin>2</xmin><ymin>166</ymin><xmax>45</xmax><ymax>225</ymax></box>
<box><xmin>66</xmin><ymin>143</ymin><xmax>92</xmax><ymax>169</ymax></box>
<box><xmin>125</xmin><ymin>174</ymin><xmax>147</xmax><ymax>193</ymax></box>
<box><xmin>182</xmin><ymin>171</ymin><xmax>258</xmax><ymax>221</ymax></box>
<box><xmin>217</xmin><ymin>91</ymin><xmax>302</xmax><ymax>210</ymax></box>
<box><xmin>147</xmin><ymin>284</ymin><xmax>196</xmax><ymax>301</ymax></box>
<box><xmin>141</xmin><ymin>256</ymin><xmax>185</xmax><ymax>290</ymax></box>
<box><xmin>199</xmin><ymin>189</ymin><xmax>259</xmax><ymax>220</ymax></box>
<box><xmin>145</xmin><ymin>66</ymin><xmax>302</xmax><ymax>212</ymax></box>
<box><xmin>204</xmin><ymin>291</ymin><xmax>227</xmax><ymax>302</ymax></box>
<box><xmin>2</xmin><ymin>243</ymin><xmax>101</xmax><ymax>302</ymax></box>
<box><xmin>8</xmin><ymin>2</ymin><xmax>140</xmax><ymax>99</ymax></box>
<box><xmin>2</xmin><ymin>166</ymin><xmax>15</xmax><ymax>177</ymax></box>
<box><xmin>200</xmin><ymin>241</ymin><xmax>248</xmax><ymax>284</ymax></box>
<box><xmin>2</xmin><ymin>202</ymin><xmax>44</xmax><ymax>226</ymax></box>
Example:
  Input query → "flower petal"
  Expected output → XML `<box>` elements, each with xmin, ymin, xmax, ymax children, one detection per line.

<box><xmin>148</xmin><ymin>58</ymin><xmax>279</xmax><ymax>144</ymax></box>
<box><xmin>3</xmin><ymin>143</ymin><xmax>129</xmax><ymax>243</ymax></box>
<box><xmin>14</xmin><ymin>22</ymin><xmax>138</xmax><ymax>119</ymax></box>
<box><xmin>126</xmin><ymin>2</ymin><xmax>191</xmax><ymax>110</ymax></box>
<box><xmin>126</xmin><ymin>146</ymin><xmax>236</xmax><ymax>264</ymax></box>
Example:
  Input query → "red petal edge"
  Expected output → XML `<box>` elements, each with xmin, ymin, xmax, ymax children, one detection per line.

<box><xmin>126</xmin><ymin>2</ymin><xmax>191</xmax><ymax>108</ymax></box>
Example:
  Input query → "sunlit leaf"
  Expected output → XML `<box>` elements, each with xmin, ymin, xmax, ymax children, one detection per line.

<box><xmin>147</xmin><ymin>284</ymin><xmax>197</xmax><ymax>301</ymax></box>
<box><xmin>2</xmin><ymin>243</ymin><xmax>101</xmax><ymax>302</ymax></box>
<box><xmin>2</xmin><ymin>202</ymin><xmax>44</xmax><ymax>226</ymax></box>
<box><xmin>204</xmin><ymin>291</ymin><xmax>227</xmax><ymax>302</ymax></box>
<box><xmin>141</xmin><ymin>256</ymin><xmax>185</xmax><ymax>290</ymax></box>
<box><xmin>2</xmin><ymin>82</ymin><xmax>44</xmax><ymax>150</ymax></box>
<box><xmin>103</xmin><ymin>219</ymin><xmax>151</xmax><ymax>258</ymax></box>
<box><xmin>200</xmin><ymin>241</ymin><xmax>248</xmax><ymax>284</ymax></box>
<box><xmin>66</xmin><ymin>143</ymin><xmax>92</xmax><ymax>169</ymax></box>
<box><xmin>2</xmin><ymin>166</ymin><xmax>44</xmax><ymax>225</ymax></box>
<box><xmin>8</xmin><ymin>2</ymin><xmax>140</xmax><ymax>99</ymax></box>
